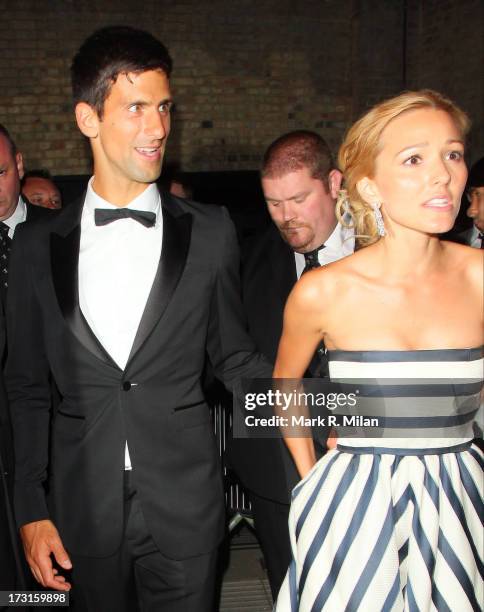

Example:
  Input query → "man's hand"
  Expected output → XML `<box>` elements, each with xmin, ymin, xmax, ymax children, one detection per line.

<box><xmin>20</xmin><ymin>520</ymin><xmax>72</xmax><ymax>591</ymax></box>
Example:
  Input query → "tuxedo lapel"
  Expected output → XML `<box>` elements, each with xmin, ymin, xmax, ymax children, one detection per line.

<box><xmin>50</xmin><ymin>198</ymin><xmax>120</xmax><ymax>369</ymax></box>
<box><xmin>127</xmin><ymin>192</ymin><xmax>192</xmax><ymax>365</ymax></box>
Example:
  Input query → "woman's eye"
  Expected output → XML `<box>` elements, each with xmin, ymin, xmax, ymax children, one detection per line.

<box><xmin>447</xmin><ymin>150</ymin><xmax>463</xmax><ymax>161</ymax></box>
<box><xmin>404</xmin><ymin>155</ymin><xmax>421</xmax><ymax>166</ymax></box>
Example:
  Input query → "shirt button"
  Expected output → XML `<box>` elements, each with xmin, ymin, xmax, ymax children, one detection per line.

<box><xmin>122</xmin><ymin>381</ymin><xmax>132</xmax><ymax>391</ymax></box>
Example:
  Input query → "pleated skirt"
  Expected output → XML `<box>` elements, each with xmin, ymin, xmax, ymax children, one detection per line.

<box><xmin>275</xmin><ymin>443</ymin><xmax>483</xmax><ymax>612</ymax></box>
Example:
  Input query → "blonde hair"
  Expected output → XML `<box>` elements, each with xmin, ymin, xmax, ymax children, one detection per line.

<box><xmin>336</xmin><ymin>89</ymin><xmax>471</xmax><ymax>247</ymax></box>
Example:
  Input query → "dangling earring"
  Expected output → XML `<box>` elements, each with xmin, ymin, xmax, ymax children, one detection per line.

<box><xmin>372</xmin><ymin>203</ymin><xmax>385</xmax><ymax>237</ymax></box>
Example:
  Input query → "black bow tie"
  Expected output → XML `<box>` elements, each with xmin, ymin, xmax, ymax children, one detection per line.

<box><xmin>94</xmin><ymin>208</ymin><xmax>156</xmax><ymax>228</ymax></box>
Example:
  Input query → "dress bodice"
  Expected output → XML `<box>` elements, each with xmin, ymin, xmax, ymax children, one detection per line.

<box><xmin>327</xmin><ymin>347</ymin><xmax>483</xmax><ymax>450</ymax></box>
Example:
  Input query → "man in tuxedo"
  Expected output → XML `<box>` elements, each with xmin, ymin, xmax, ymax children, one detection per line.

<box><xmin>230</xmin><ymin>131</ymin><xmax>354</xmax><ymax>598</ymax></box>
<box><xmin>0</xmin><ymin>123</ymin><xmax>51</xmax><ymax>596</ymax></box>
<box><xmin>6</xmin><ymin>26</ymin><xmax>269</xmax><ymax>611</ymax></box>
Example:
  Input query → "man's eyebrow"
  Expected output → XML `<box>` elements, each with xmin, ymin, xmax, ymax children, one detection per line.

<box><xmin>265</xmin><ymin>190</ymin><xmax>310</xmax><ymax>202</ymax></box>
<box><xmin>126</xmin><ymin>97</ymin><xmax>173</xmax><ymax>106</ymax></box>
<box><xmin>288</xmin><ymin>190</ymin><xmax>310</xmax><ymax>200</ymax></box>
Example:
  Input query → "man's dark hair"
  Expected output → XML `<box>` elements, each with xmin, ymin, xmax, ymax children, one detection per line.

<box><xmin>71</xmin><ymin>26</ymin><xmax>173</xmax><ymax>118</ymax></box>
<box><xmin>468</xmin><ymin>156</ymin><xmax>484</xmax><ymax>190</ymax></box>
<box><xmin>21</xmin><ymin>168</ymin><xmax>54</xmax><ymax>187</ymax></box>
<box><xmin>261</xmin><ymin>130</ymin><xmax>335</xmax><ymax>189</ymax></box>
<box><xmin>0</xmin><ymin>122</ymin><xmax>17</xmax><ymax>156</ymax></box>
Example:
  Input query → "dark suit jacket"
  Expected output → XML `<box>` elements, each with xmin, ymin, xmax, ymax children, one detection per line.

<box><xmin>5</xmin><ymin>189</ymin><xmax>269</xmax><ymax>560</ymax></box>
<box><xmin>230</xmin><ymin>224</ymin><xmax>327</xmax><ymax>505</ymax></box>
<box><xmin>442</xmin><ymin>219</ymin><xmax>476</xmax><ymax>247</ymax></box>
<box><xmin>0</xmin><ymin>291</ymin><xmax>12</xmax><ymax>476</ymax></box>
<box><xmin>0</xmin><ymin>296</ymin><xmax>17</xmax><ymax>590</ymax></box>
<box><xmin>449</xmin><ymin>226</ymin><xmax>479</xmax><ymax>247</ymax></box>
<box><xmin>0</xmin><ymin>202</ymin><xmax>52</xmax><ymax>590</ymax></box>
<box><xmin>25</xmin><ymin>201</ymin><xmax>51</xmax><ymax>223</ymax></box>
<box><xmin>1</xmin><ymin>201</ymin><xmax>52</xmax><ymax>469</ymax></box>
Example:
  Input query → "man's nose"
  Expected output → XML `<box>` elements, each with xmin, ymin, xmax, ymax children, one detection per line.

<box><xmin>467</xmin><ymin>196</ymin><xmax>478</xmax><ymax>217</ymax></box>
<box><xmin>145</xmin><ymin>109</ymin><xmax>169</xmax><ymax>140</ymax></box>
<box><xmin>281</xmin><ymin>201</ymin><xmax>297</xmax><ymax>222</ymax></box>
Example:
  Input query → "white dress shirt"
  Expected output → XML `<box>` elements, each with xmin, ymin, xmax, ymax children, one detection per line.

<box><xmin>469</xmin><ymin>225</ymin><xmax>483</xmax><ymax>249</ymax></box>
<box><xmin>3</xmin><ymin>196</ymin><xmax>27</xmax><ymax>238</ymax></box>
<box><xmin>79</xmin><ymin>179</ymin><xmax>162</xmax><ymax>469</ymax></box>
<box><xmin>295</xmin><ymin>221</ymin><xmax>355</xmax><ymax>278</ymax></box>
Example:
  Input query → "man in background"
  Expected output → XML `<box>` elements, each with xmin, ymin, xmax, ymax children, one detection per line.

<box><xmin>230</xmin><ymin>130</ymin><xmax>354</xmax><ymax>598</ymax></box>
<box><xmin>0</xmin><ymin>124</ymin><xmax>50</xmax><ymax>248</ymax></box>
<box><xmin>0</xmin><ymin>123</ymin><xmax>51</xmax><ymax>597</ymax></box>
<box><xmin>22</xmin><ymin>169</ymin><xmax>62</xmax><ymax>209</ymax></box>
<box><xmin>463</xmin><ymin>157</ymin><xmax>484</xmax><ymax>248</ymax></box>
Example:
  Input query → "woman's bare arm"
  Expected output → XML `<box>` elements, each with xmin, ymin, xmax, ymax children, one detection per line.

<box><xmin>273</xmin><ymin>270</ymin><xmax>329</xmax><ymax>478</ymax></box>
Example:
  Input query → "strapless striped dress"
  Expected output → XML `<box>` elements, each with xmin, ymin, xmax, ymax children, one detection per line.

<box><xmin>275</xmin><ymin>348</ymin><xmax>483</xmax><ymax>612</ymax></box>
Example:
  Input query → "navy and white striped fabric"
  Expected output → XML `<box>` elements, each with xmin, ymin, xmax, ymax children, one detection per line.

<box><xmin>275</xmin><ymin>348</ymin><xmax>483</xmax><ymax>611</ymax></box>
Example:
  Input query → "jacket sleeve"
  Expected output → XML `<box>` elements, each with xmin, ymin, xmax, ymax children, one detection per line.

<box><xmin>5</xmin><ymin>224</ymin><xmax>52</xmax><ymax>527</ymax></box>
<box><xmin>205</xmin><ymin>207</ymin><xmax>273</xmax><ymax>391</ymax></box>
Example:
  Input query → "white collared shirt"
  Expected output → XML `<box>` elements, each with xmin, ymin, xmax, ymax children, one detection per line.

<box><xmin>469</xmin><ymin>225</ymin><xmax>483</xmax><ymax>249</ymax></box>
<box><xmin>79</xmin><ymin>178</ymin><xmax>162</xmax><ymax>470</ymax></box>
<box><xmin>295</xmin><ymin>221</ymin><xmax>355</xmax><ymax>278</ymax></box>
<box><xmin>3</xmin><ymin>196</ymin><xmax>27</xmax><ymax>238</ymax></box>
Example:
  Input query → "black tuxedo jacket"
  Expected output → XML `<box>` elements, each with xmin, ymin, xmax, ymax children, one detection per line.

<box><xmin>5</xmin><ymin>189</ymin><xmax>269</xmax><ymax>560</ymax></box>
<box><xmin>230</xmin><ymin>224</ymin><xmax>305</xmax><ymax>504</ymax></box>
<box><xmin>25</xmin><ymin>201</ymin><xmax>51</xmax><ymax>223</ymax></box>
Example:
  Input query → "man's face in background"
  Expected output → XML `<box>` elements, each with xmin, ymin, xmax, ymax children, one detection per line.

<box><xmin>262</xmin><ymin>166</ymin><xmax>340</xmax><ymax>252</ymax></box>
<box><xmin>22</xmin><ymin>176</ymin><xmax>62</xmax><ymax>209</ymax></box>
<box><xmin>0</xmin><ymin>134</ymin><xmax>23</xmax><ymax>221</ymax></box>
<box><xmin>466</xmin><ymin>186</ymin><xmax>484</xmax><ymax>232</ymax></box>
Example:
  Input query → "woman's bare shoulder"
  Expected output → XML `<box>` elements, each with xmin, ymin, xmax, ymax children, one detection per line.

<box><xmin>287</xmin><ymin>247</ymin><xmax>376</xmax><ymax>311</ymax></box>
<box><xmin>316</xmin><ymin>243</ymin><xmax>380</xmax><ymax>281</ymax></box>
<box><xmin>441</xmin><ymin>240</ymin><xmax>483</xmax><ymax>275</ymax></box>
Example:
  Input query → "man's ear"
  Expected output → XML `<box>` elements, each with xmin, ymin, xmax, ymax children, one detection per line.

<box><xmin>75</xmin><ymin>102</ymin><xmax>99</xmax><ymax>139</ymax></box>
<box><xmin>356</xmin><ymin>177</ymin><xmax>381</xmax><ymax>206</ymax></box>
<box><xmin>15</xmin><ymin>152</ymin><xmax>24</xmax><ymax>180</ymax></box>
<box><xmin>327</xmin><ymin>169</ymin><xmax>343</xmax><ymax>199</ymax></box>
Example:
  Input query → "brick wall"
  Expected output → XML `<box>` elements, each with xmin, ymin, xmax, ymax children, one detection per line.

<box><xmin>406</xmin><ymin>0</ymin><xmax>483</xmax><ymax>163</ymax></box>
<box><xmin>0</xmin><ymin>0</ymin><xmax>481</xmax><ymax>175</ymax></box>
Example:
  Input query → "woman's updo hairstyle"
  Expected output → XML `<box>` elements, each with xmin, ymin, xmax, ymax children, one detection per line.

<box><xmin>336</xmin><ymin>89</ymin><xmax>470</xmax><ymax>246</ymax></box>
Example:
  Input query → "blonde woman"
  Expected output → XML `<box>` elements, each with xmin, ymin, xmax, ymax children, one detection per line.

<box><xmin>274</xmin><ymin>90</ymin><xmax>483</xmax><ymax>611</ymax></box>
